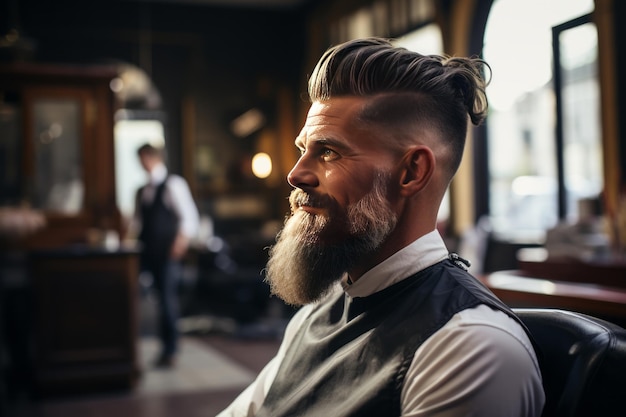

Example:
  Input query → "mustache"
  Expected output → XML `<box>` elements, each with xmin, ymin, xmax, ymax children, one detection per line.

<box><xmin>289</xmin><ymin>189</ymin><xmax>335</xmax><ymax>211</ymax></box>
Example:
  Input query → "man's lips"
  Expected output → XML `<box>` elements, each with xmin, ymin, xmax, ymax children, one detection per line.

<box><xmin>290</xmin><ymin>191</ymin><xmax>329</xmax><ymax>215</ymax></box>
<box><xmin>297</xmin><ymin>205</ymin><xmax>325</xmax><ymax>215</ymax></box>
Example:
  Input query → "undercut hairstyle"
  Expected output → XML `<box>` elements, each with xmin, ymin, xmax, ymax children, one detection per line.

<box><xmin>308</xmin><ymin>37</ymin><xmax>490</xmax><ymax>176</ymax></box>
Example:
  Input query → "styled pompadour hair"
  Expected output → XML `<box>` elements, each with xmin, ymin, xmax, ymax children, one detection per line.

<box><xmin>308</xmin><ymin>37</ymin><xmax>490</xmax><ymax>175</ymax></box>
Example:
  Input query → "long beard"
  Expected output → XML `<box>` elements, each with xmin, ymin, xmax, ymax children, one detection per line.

<box><xmin>265</xmin><ymin>173</ymin><xmax>397</xmax><ymax>306</ymax></box>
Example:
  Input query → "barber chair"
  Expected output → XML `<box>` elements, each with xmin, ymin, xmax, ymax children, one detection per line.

<box><xmin>514</xmin><ymin>308</ymin><xmax>626</xmax><ymax>417</ymax></box>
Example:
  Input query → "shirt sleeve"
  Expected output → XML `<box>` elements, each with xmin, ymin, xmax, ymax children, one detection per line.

<box><xmin>401</xmin><ymin>305</ymin><xmax>545</xmax><ymax>417</ymax></box>
<box><xmin>216</xmin><ymin>305</ymin><xmax>314</xmax><ymax>417</ymax></box>
<box><xmin>165</xmin><ymin>175</ymin><xmax>199</xmax><ymax>238</ymax></box>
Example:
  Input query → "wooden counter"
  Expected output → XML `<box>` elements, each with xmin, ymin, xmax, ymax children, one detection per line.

<box><xmin>477</xmin><ymin>247</ymin><xmax>626</xmax><ymax>327</ymax></box>
<box><xmin>481</xmin><ymin>270</ymin><xmax>626</xmax><ymax>328</ymax></box>
<box><xmin>30</xmin><ymin>245</ymin><xmax>140</xmax><ymax>397</ymax></box>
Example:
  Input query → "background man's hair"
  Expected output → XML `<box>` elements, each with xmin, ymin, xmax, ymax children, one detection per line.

<box><xmin>137</xmin><ymin>143</ymin><xmax>163</xmax><ymax>158</ymax></box>
<box><xmin>308</xmin><ymin>37</ymin><xmax>490</xmax><ymax>175</ymax></box>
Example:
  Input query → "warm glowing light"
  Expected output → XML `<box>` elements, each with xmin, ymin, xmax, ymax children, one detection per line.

<box><xmin>252</xmin><ymin>152</ymin><xmax>272</xmax><ymax>179</ymax></box>
<box><xmin>231</xmin><ymin>108</ymin><xmax>266</xmax><ymax>138</ymax></box>
<box><xmin>109</xmin><ymin>77</ymin><xmax>124</xmax><ymax>93</ymax></box>
<box><xmin>39</xmin><ymin>122</ymin><xmax>63</xmax><ymax>144</ymax></box>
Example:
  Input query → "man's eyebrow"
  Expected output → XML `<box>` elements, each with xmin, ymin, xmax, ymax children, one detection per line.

<box><xmin>295</xmin><ymin>136</ymin><xmax>347</xmax><ymax>148</ymax></box>
<box><xmin>309</xmin><ymin>137</ymin><xmax>350</xmax><ymax>150</ymax></box>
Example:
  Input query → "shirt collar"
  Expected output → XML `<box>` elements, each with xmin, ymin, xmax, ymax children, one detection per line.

<box><xmin>341</xmin><ymin>230</ymin><xmax>449</xmax><ymax>298</ymax></box>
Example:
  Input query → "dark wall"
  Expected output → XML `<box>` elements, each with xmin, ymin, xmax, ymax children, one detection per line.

<box><xmin>3</xmin><ymin>0</ymin><xmax>309</xmax><ymax>190</ymax></box>
<box><xmin>615</xmin><ymin>0</ymin><xmax>626</xmax><ymax>185</ymax></box>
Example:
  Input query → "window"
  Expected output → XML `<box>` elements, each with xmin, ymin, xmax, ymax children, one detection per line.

<box><xmin>114</xmin><ymin>111</ymin><xmax>165</xmax><ymax>219</ymax></box>
<box><xmin>329</xmin><ymin>0</ymin><xmax>436</xmax><ymax>45</ymax></box>
<box><xmin>483</xmin><ymin>0</ymin><xmax>598</xmax><ymax>238</ymax></box>
<box><xmin>554</xmin><ymin>16</ymin><xmax>602</xmax><ymax>222</ymax></box>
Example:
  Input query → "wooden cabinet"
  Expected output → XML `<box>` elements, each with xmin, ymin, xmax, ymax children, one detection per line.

<box><xmin>30</xmin><ymin>247</ymin><xmax>140</xmax><ymax>396</ymax></box>
<box><xmin>0</xmin><ymin>63</ymin><xmax>139</xmax><ymax>399</ymax></box>
<box><xmin>0</xmin><ymin>62</ymin><xmax>121</xmax><ymax>249</ymax></box>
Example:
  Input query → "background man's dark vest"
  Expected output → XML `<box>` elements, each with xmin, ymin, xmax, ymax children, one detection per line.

<box><xmin>257</xmin><ymin>259</ymin><xmax>533</xmax><ymax>417</ymax></box>
<box><xmin>138</xmin><ymin>178</ymin><xmax>179</xmax><ymax>269</ymax></box>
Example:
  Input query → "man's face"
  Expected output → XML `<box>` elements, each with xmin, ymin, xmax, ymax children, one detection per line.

<box><xmin>289</xmin><ymin>98</ymin><xmax>397</xmax><ymax>224</ymax></box>
<box><xmin>265</xmin><ymin>97</ymin><xmax>399</xmax><ymax>306</ymax></box>
<box><xmin>138</xmin><ymin>152</ymin><xmax>158</xmax><ymax>173</ymax></box>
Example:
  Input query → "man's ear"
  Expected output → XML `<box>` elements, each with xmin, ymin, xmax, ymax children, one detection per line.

<box><xmin>398</xmin><ymin>145</ymin><xmax>435</xmax><ymax>197</ymax></box>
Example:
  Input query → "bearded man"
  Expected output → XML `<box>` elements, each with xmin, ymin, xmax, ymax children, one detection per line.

<box><xmin>218</xmin><ymin>37</ymin><xmax>545</xmax><ymax>417</ymax></box>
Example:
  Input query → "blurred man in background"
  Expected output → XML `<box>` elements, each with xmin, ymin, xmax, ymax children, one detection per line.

<box><xmin>131</xmin><ymin>143</ymin><xmax>199</xmax><ymax>368</ymax></box>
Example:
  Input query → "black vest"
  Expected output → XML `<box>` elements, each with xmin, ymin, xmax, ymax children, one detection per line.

<box><xmin>138</xmin><ymin>178</ymin><xmax>179</xmax><ymax>268</ymax></box>
<box><xmin>257</xmin><ymin>259</ymin><xmax>532</xmax><ymax>417</ymax></box>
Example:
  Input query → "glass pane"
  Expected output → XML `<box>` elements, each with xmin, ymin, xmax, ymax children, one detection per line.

<box><xmin>395</xmin><ymin>23</ymin><xmax>443</xmax><ymax>55</ymax></box>
<box><xmin>560</xmin><ymin>22</ymin><xmax>603</xmax><ymax>221</ymax></box>
<box><xmin>113</xmin><ymin>115</ymin><xmax>165</xmax><ymax>219</ymax></box>
<box><xmin>32</xmin><ymin>99</ymin><xmax>83</xmax><ymax>214</ymax></box>
<box><xmin>347</xmin><ymin>7</ymin><xmax>374</xmax><ymax>39</ymax></box>
<box><xmin>483</xmin><ymin>0</ymin><xmax>594</xmax><ymax>236</ymax></box>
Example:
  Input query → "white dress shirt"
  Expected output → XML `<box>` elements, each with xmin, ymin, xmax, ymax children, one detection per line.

<box><xmin>217</xmin><ymin>230</ymin><xmax>545</xmax><ymax>417</ymax></box>
<box><xmin>134</xmin><ymin>163</ymin><xmax>199</xmax><ymax>239</ymax></box>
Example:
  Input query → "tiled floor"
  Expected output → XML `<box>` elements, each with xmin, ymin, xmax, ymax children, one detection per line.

<box><xmin>10</xmin><ymin>333</ymin><xmax>281</xmax><ymax>417</ymax></box>
<box><xmin>7</xmin><ymin>287</ymin><xmax>286</xmax><ymax>417</ymax></box>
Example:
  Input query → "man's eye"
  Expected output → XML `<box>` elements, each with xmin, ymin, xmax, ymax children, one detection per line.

<box><xmin>321</xmin><ymin>148</ymin><xmax>338</xmax><ymax>161</ymax></box>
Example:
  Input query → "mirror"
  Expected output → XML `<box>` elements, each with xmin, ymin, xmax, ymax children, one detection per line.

<box><xmin>32</xmin><ymin>98</ymin><xmax>83</xmax><ymax>214</ymax></box>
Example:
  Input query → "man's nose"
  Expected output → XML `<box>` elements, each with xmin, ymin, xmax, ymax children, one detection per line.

<box><xmin>287</xmin><ymin>156</ymin><xmax>319</xmax><ymax>189</ymax></box>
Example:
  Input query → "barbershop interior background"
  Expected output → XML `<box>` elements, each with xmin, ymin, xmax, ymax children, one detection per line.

<box><xmin>1</xmin><ymin>0</ymin><xmax>626</xmax><ymax>415</ymax></box>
